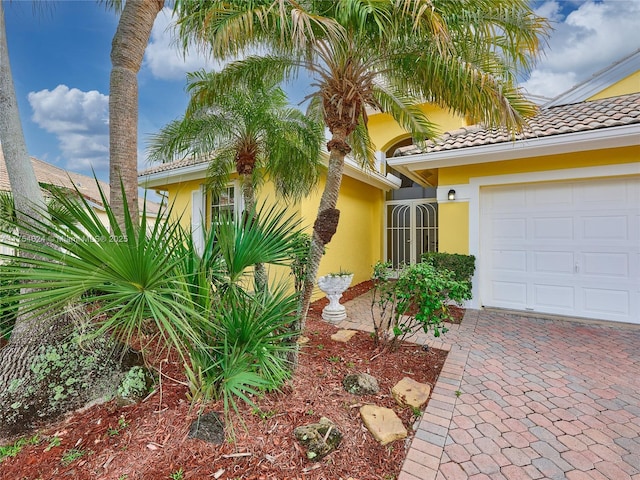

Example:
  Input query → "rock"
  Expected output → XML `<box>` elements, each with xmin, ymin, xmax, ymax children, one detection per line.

<box><xmin>294</xmin><ymin>417</ymin><xmax>342</xmax><ymax>460</ymax></box>
<box><xmin>115</xmin><ymin>366</ymin><xmax>154</xmax><ymax>406</ymax></box>
<box><xmin>392</xmin><ymin>377</ymin><xmax>431</xmax><ymax>409</ymax></box>
<box><xmin>331</xmin><ymin>330</ymin><xmax>357</xmax><ymax>343</ymax></box>
<box><xmin>359</xmin><ymin>405</ymin><xmax>407</xmax><ymax>445</ymax></box>
<box><xmin>342</xmin><ymin>373</ymin><xmax>380</xmax><ymax>395</ymax></box>
<box><xmin>0</xmin><ymin>319</ymin><xmax>145</xmax><ymax>441</ymax></box>
<box><xmin>297</xmin><ymin>335</ymin><xmax>310</xmax><ymax>345</ymax></box>
<box><xmin>188</xmin><ymin>411</ymin><xmax>225</xmax><ymax>444</ymax></box>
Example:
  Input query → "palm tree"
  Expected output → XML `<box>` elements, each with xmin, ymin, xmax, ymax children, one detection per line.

<box><xmin>0</xmin><ymin>2</ymin><xmax>128</xmax><ymax>439</ymax></box>
<box><xmin>0</xmin><ymin>1</ymin><xmax>54</xmax><ymax>354</ymax></box>
<box><xmin>0</xmin><ymin>1</ymin><xmax>163</xmax><ymax>438</ymax></box>
<box><xmin>147</xmin><ymin>74</ymin><xmax>324</xmax><ymax>290</ymax></box>
<box><xmin>0</xmin><ymin>2</ymin><xmax>48</xmax><ymax>242</ymax></box>
<box><xmin>173</xmin><ymin>0</ymin><xmax>549</xmax><ymax>332</ymax></box>
<box><xmin>107</xmin><ymin>0</ymin><xmax>163</xmax><ymax>228</ymax></box>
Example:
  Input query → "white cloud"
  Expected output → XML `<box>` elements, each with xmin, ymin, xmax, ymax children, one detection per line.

<box><xmin>28</xmin><ymin>85</ymin><xmax>109</xmax><ymax>173</ymax></box>
<box><xmin>144</xmin><ymin>7</ymin><xmax>222</xmax><ymax>81</ymax></box>
<box><xmin>522</xmin><ymin>0</ymin><xmax>640</xmax><ymax>99</ymax></box>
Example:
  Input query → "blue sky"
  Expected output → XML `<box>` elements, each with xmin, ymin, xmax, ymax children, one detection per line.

<box><xmin>3</xmin><ymin>0</ymin><xmax>640</xmax><ymax>184</ymax></box>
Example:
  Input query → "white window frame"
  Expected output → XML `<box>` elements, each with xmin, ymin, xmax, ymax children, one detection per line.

<box><xmin>209</xmin><ymin>182</ymin><xmax>242</xmax><ymax>223</ymax></box>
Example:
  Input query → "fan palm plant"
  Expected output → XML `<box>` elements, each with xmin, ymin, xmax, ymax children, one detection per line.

<box><xmin>147</xmin><ymin>75</ymin><xmax>324</xmax><ymax>290</ymax></box>
<box><xmin>0</xmin><ymin>181</ymin><xmax>305</xmax><ymax>434</ymax></box>
<box><xmin>173</xmin><ymin>0</ymin><xmax>550</xmax><ymax>340</ymax></box>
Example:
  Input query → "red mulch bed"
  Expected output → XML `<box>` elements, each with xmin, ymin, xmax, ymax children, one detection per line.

<box><xmin>0</xmin><ymin>282</ymin><xmax>450</xmax><ymax>480</ymax></box>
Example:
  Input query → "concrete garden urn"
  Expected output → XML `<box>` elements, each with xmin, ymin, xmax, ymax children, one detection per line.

<box><xmin>317</xmin><ymin>273</ymin><xmax>354</xmax><ymax>323</ymax></box>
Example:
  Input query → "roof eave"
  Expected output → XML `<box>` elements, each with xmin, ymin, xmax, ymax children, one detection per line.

<box><xmin>545</xmin><ymin>49</ymin><xmax>640</xmax><ymax>107</ymax></box>
<box><xmin>139</xmin><ymin>154</ymin><xmax>402</xmax><ymax>192</ymax></box>
<box><xmin>139</xmin><ymin>162</ymin><xmax>210</xmax><ymax>189</ymax></box>
<box><xmin>343</xmin><ymin>157</ymin><xmax>402</xmax><ymax>191</ymax></box>
<box><xmin>387</xmin><ymin>124</ymin><xmax>640</xmax><ymax>172</ymax></box>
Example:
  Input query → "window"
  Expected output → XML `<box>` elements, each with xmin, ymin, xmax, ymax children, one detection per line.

<box><xmin>210</xmin><ymin>185</ymin><xmax>236</xmax><ymax>223</ymax></box>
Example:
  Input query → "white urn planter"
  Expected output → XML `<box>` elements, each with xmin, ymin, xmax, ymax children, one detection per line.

<box><xmin>317</xmin><ymin>273</ymin><xmax>354</xmax><ymax>323</ymax></box>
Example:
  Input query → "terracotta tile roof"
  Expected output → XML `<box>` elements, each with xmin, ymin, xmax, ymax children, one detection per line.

<box><xmin>139</xmin><ymin>155</ymin><xmax>208</xmax><ymax>177</ymax></box>
<box><xmin>393</xmin><ymin>93</ymin><xmax>640</xmax><ymax>157</ymax></box>
<box><xmin>0</xmin><ymin>149</ymin><xmax>160</xmax><ymax>215</ymax></box>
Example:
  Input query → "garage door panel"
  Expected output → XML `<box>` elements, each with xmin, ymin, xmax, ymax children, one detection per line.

<box><xmin>582</xmin><ymin>252</ymin><xmax>629</xmax><ymax>277</ymax></box>
<box><xmin>582</xmin><ymin>215</ymin><xmax>628</xmax><ymax>240</ymax></box>
<box><xmin>531</xmin><ymin>184</ymin><xmax>574</xmax><ymax>207</ymax></box>
<box><xmin>583</xmin><ymin>288</ymin><xmax>630</xmax><ymax>316</ymax></box>
<box><xmin>488</xmin><ymin>189</ymin><xmax>526</xmax><ymax>211</ymax></box>
<box><xmin>493</xmin><ymin>218</ymin><xmax>527</xmax><ymax>239</ymax></box>
<box><xmin>579</xmin><ymin>181</ymin><xmax>627</xmax><ymax>205</ymax></box>
<box><xmin>492</xmin><ymin>250</ymin><xmax>527</xmax><ymax>271</ymax></box>
<box><xmin>480</xmin><ymin>176</ymin><xmax>639</xmax><ymax>324</ymax></box>
<box><xmin>533</xmin><ymin>217</ymin><xmax>574</xmax><ymax>240</ymax></box>
<box><xmin>533</xmin><ymin>251</ymin><xmax>574</xmax><ymax>274</ymax></box>
<box><xmin>491</xmin><ymin>281</ymin><xmax>527</xmax><ymax>306</ymax></box>
<box><xmin>533</xmin><ymin>284</ymin><xmax>575</xmax><ymax>310</ymax></box>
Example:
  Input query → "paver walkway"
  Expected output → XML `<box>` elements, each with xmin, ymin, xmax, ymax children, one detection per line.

<box><xmin>339</xmin><ymin>292</ymin><xmax>640</xmax><ymax>480</ymax></box>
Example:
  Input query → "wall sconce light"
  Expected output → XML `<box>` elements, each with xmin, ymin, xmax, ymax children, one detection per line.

<box><xmin>448</xmin><ymin>189</ymin><xmax>456</xmax><ymax>201</ymax></box>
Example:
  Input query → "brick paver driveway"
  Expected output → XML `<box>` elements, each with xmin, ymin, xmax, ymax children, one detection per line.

<box><xmin>340</xmin><ymin>296</ymin><xmax>640</xmax><ymax>480</ymax></box>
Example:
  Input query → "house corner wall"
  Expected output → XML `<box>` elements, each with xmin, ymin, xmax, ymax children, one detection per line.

<box><xmin>437</xmin><ymin>202</ymin><xmax>469</xmax><ymax>255</ymax></box>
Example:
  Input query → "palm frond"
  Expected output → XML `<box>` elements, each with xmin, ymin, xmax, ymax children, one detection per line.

<box><xmin>213</xmin><ymin>202</ymin><xmax>302</xmax><ymax>284</ymax></box>
<box><xmin>0</xmin><ymin>181</ymin><xmax>209</xmax><ymax>361</ymax></box>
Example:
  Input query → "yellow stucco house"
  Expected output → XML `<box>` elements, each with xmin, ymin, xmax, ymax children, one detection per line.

<box><xmin>139</xmin><ymin>50</ymin><xmax>640</xmax><ymax>325</ymax></box>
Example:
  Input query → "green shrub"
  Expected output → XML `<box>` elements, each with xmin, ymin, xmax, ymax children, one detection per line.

<box><xmin>186</xmin><ymin>284</ymin><xmax>299</xmax><ymax>414</ymax></box>
<box><xmin>288</xmin><ymin>232</ymin><xmax>311</xmax><ymax>294</ymax></box>
<box><xmin>0</xmin><ymin>182</ymin><xmax>304</xmax><ymax>422</ymax></box>
<box><xmin>421</xmin><ymin>252</ymin><xmax>476</xmax><ymax>284</ymax></box>
<box><xmin>371</xmin><ymin>261</ymin><xmax>471</xmax><ymax>348</ymax></box>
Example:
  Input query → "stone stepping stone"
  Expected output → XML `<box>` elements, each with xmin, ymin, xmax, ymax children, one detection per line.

<box><xmin>294</xmin><ymin>417</ymin><xmax>343</xmax><ymax>460</ymax></box>
<box><xmin>331</xmin><ymin>329</ymin><xmax>357</xmax><ymax>343</ymax></box>
<box><xmin>359</xmin><ymin>405</ymin><xmax>407</xmax><ymax>445</ymax></box>
<box><xmin>343</xmin><ymin>372</ymin><xmax>379</xmax><ymax>395</ymax></box>
<box><xmin>392</xmin><ymin>376</ymin><xmax>431</xmax><ymax>409</ymax></box>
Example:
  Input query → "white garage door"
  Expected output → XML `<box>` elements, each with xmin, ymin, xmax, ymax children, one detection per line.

<box><xmin>480</xmin><ymin>177</ymin><xmax>640</xmax><ymax>324</ymax></box>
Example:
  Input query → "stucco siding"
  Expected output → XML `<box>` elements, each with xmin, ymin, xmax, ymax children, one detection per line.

<box><xmin>438</xmin><ymin>146</ymin><xmax>639</xmax><ymax>185</ymax></box>
<box><xmin>367</xmin><ymin>104</ymin><xmax>467</xmax><ymax>153</ymax></box>
<box><xmin>161</xmin><ymin>169</ymin><xmax>385</xmax><ymax>300</ymax></box>
<box><xmin>438</xmin><ymin>202</ymin><xmax>469</xmax><ymax>254</ymax></box>
<box><xmin>166</xmin><ymin>179</ymin><xmax>204</xmax><ymax>229</ymax></box>
<box><xmin>298</xmin><ymin>173</ymin><xmax>384</xmax><ymax>299</ymax></box>
<box><xmin>588</xmin><ymin>70</ymin><xmax>640</xmax><ymax>100</ymax></box>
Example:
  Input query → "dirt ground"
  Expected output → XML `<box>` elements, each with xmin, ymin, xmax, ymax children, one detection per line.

<box><xmin>0</xmin><ymin>282</ymin><xmax>455</xmax><ymax>480</ymax></box>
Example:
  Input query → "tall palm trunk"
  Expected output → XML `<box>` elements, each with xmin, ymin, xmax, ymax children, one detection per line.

<box><xmin>0</xmin><ymin>4</ymin><xmax>141</xmax><ymax>443</ymax></box>
<box><xmin>0</xmin><ymin>2</ymin><xmax>49</xmax><ymax>342</ymax></box>
<box><xmin>299</xmin><ymin>130</ymin><xmax>349</xmax><ymax>328</ymax></box>
<box><xmin>109</xmin><ymin>0</ymin><xmax>162</xmax><ymax>229</ymax></box>
<box><xmin>0</xmin><ymin>4</ymin><xmax>47</xmax><ymax>240</ymax></box>
<box><xmin>240</xmin><ymin>170</ymin><xmax>268</xmax><ymax>292</ymax></box>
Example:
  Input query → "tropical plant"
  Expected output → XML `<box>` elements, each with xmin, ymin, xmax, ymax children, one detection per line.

<box><xmin>370</xmin><ymin>260</ymin><xmax>471</xmax><ymax>349</ymax></box>
<box><xmin>187</xmin><ymin>284</ymin><xmax>299</xmax><ymax>414</ymax></box>
<box><xmin>0</xmin><ymin>187</ymin><xmax>83</xmax><ymax>232</ymax></box>
<box><xmin>421</xmin><ymin>252</ymin><xmax>476</xmax><ymax>286</ymax></box>
<box><xmin>0</xmin><ymin>181</ymin><xmax>304</xmax><ymax>434</ymax></box>
<box><xmin>0</xmin><ymin>0</ymin><xmax>164</xmax><ymax>440</ymax></box>
<box><xmin>287</xmin><ymin>232</ymin><xmax>311</xmax><ymax>295</ymax></box>
<box><xmin>0</xmin><ymin>3</ymin><xmax>97</xmax><ymax>439</ymax></box>
<box><xmin>0</xmin><ymin>259</ymin><xmax>19</xmax><ymax>340</ymax></box>
<box><xmin>147</xmin><ymin>74</ymin><xmax>324</xmax><ymax>290</ymax></box>
<box><xmin>173</xmin><ymin>0</ymin><xmax>549</xmax><ymax>346</ymax></box>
